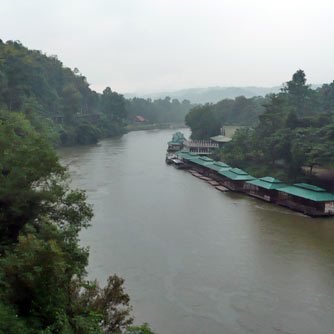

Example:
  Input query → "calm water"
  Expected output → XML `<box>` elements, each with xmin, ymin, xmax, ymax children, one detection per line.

<box><xmin>59</xmin><ymin>129</ymin><xmax>334</xmax><ymax>334</ymax></box>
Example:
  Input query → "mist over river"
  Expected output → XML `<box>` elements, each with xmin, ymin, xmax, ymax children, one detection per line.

<box><xmin>59</xmin><ymin>128</ymin><xmax>334</xmax><ymax>334</ymax></box>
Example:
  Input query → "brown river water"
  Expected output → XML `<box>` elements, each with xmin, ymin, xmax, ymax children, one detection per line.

<box><xmin>59</xmin><ymin>128</ymin><xmax>334</xmax><ymax>334</ymax></box>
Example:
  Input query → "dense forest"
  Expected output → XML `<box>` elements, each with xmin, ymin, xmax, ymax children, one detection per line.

<box><xmin>126</xmin><ymin>96</ymin><xmax>192</xmax><ymax>124</ymax></box>
<box><xmin>0</xmin><ymin>40</ymin><xmax>160</xmax><ymax>333</ymax></box>
<box><xmin>185</xmin><ymin>96</ymin><xmax>265</xmax><ymax>139</ymax></box>
<box><xmin>214</xmin><ymin>70</ymin><xmax>334</xmax><ymax>185</ymax></box>
<box><xmin>0</xmin><ymin>113</ymin><xmax>156</xmax><ymax>334</ymax></box>
<box><xmin>0</xmin><ymin>40</ymin><xmax>192</xmax><ymax>147</ymax></box>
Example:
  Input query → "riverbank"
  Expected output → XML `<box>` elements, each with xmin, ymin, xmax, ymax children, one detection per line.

<box><xmin>125</xmin><ymin>122</ymin><xmax>187</xmax><ymax>132</ymax></box>
<box><xmin>169</xmin><ymin>132</ymin><xmax>334</xmax><ymax>217</ymax></box>
<box><xmin>55</xmin><ymin>123</ymin><xmax>187</xmax><ymax>149</ymax></box>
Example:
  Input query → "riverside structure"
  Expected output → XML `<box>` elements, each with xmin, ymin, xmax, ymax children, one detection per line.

<box><xmin>169</xmin><ymin>135</ymin><xmax>334</xmax><ymax>217</ymax></box>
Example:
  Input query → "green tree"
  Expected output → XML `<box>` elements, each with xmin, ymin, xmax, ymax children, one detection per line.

<box><xmin>61</xmin><ymin>83</ymin><xmax>82</xmax><ymax>122</ymax></box>
<box><xmin>185</xmin><ymin>104</ymin><xmax>221</xmax><ymax>139</ymax></box>
<box><xmin>282</xmin><ymin>69</ymin><xmax>315</xmax><ymax>116</ymax></box>
<box><xmin>0</xmin><ymin>112</ymin><xmax>136</xmax><ymax>333</ymax></box>
<box><xmin>125</xmin><ymin>323</ymin><xmax>156</xmax><ymax>334</ymax></box>
<box><xmin>100</xmin><ymin>87</ymin><xmax>126</xmax><ymax>122</ymax></box>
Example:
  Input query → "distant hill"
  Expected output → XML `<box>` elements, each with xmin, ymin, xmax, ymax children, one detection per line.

<box><xmin>126</xmin><ymin>86</ymin><xmax>282</xmax><ymax>104</ymax></box>
<box><xmin>126</xmin><ymin>85</ymin><xmax>324</xmax><ymax>104</ymax></box>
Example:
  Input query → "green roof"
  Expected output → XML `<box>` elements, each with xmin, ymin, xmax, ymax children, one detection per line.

<box><xmin>189</xmin><ymin>156</ymin><xmax>215</xmax><ymax>167</ymax></box>
<box><xmin>175</xmin><ymin>149</ymin><xmax>189</xmax><ymax>157</ymax></box>
<box><xmin>168</xmin><ymin>141</ymin><xmax>183</xmax><ymax>146</ymax></box>
<box><xmin>219</xmin><ymin>168</ymin><xmax>255</xmax><ymax>181</ymax></box>
<box><xmin>206</xmin><ymin>161</ymin><xmax>231</xmax><ymax>172</ymax></box>
<box><xmin>172</xmin><ymin>131</ymin><xmax>185</xmax><ymax>138</ymax></box>
<box><xmin>171</xmin><ymin>132</ymin><xmax>186</xmax><ymax>142</ymax></box>
<box><xmin>294</xmin><ymin>183</ymin><xmax>326</xmax><ymax>192</ymax></box>
<box><xmin>182</xmin><ymin>152</ymin><xmax>199</xmax><ymax>160</ymax></box>
<box><xmin>278</xmin><ymin>183</ymin><xmax>334</xmax><ymax>201</ymax></box>
<box><xmin>168</xmin><ymin>132</ymin><xmax>186</xmax><ymax>146</ymax></box>
<box><xmin>247</xmin><ymin>177</ymin><xmax>287</xmax><ymax>190</ymax></box>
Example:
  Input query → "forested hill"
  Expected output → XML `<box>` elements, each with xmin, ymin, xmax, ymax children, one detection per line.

<box><xmin>127</xmin><ymin>86</ymin><xmax>282</xmax><ymax>104</ymax></box>
<box><xmin>125</xmin><ymin>96</ymin><xmax>193</xmax><ymax>124</ymax></box>
<box><xmin>0</xmin><ymin>40</ymin><xmax>193</xmax><ymax>146</ymax></box>
<box><xmin>0</xmin><ymin>40</ymin><xmax>158</xmax><ymax>333</ymax></box>
<box><xmin>0</xmin><ymin>39</ymin><xmax>126</xmax><ymax>146</ymax></box>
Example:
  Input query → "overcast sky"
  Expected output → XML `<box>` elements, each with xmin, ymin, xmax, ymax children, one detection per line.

<box><xmin>2</xmin><ymin>0</ymin><xmax>334</xmax><ymax>94</ymax></box>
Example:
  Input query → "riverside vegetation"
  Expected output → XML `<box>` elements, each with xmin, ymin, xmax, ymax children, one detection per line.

<box><xmin>0</xmin><ymin>40</ymin><xmax>160</xmax><ymax>333</ymax></box>
<box><xmin>185</xmin><ymin>70</ymin><xmax>334</xmax><ymax>188</ymax></box>
<box><xmin>2</xmin><ymin>38</ymin><xmax>334</xmax><ymax>333</ymax></box>
<box><xmin>0</xmin><ymin>112</ymin><xmax>156</xmax><ymax>333</ymax></box>
<box><xmin>0</xmin><ymin>40</ymin><xmax>193</xmax><ymax>148</ymax></box>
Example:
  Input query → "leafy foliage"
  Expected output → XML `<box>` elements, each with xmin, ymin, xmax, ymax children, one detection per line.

<box><xmin>0</xmin><ymin>40</ymin><xmax>191</xmax><ymax>147</ymax></box>
<box><xmin>125</xmin><ymin>323</ymin><xmax>156</xmax><ymax>334</ymax></box>
<box><xmin>125</xmin><ymin>96</ymin><xmax>193</xmax><ymax>124</ymax></box>
<box><xmin>218</xmin><ymin>70</ymin><xmax>334</xmax><ymax>185</ymax></box>
<box><xmin>0</xmin><ymin>112</ymin><xmax>145</xmax><ymax>333</ymax></box>
<box><xmin>185</xmin><ymin>104</ymin><xmax>221</xmax><ymax>139</ymax></box>
<box><xmin>0</xmin><ymin>40</ymin><xmax>127</xmax><ymax>146</ymax></box>
<box><xmin>184</xmin><ymin>96</ymin><xmax>266</xmax><ymax>140</ymax></box>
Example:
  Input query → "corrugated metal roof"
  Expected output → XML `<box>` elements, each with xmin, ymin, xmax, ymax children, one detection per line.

<box><xmin>219</xmin><ymin>168</ymin><xmax>255</xmax><ymax>181</ymax></box>
<box><xmin>206</xmin><ymin>161</ymin><xmax>230</xmax><ymax>172</ymax></box>
<box><xmin>247</xmin><ymin>177</ymin><xmax>287</xmax><ymax>190</ymax></box>
<box><xmin>175</xmin><ymin>150</ymin><xmax>189</xmax><ymax>159</ymax></box>
<box><xmin>260</xmin><ymin>177</ymin><xmax>283</xmax><ymax>184</ymax></box>
<box><xmin>189</xmin><ymin>156</ymin><xmax>215</xmax><ymax>167</ymax></box>
<box><xmin>278</xmin><ymin>184</ymin><xmax>334</xmax><ymax>201</ymax></box>
<box><xmin>181</xmin><ymin>152</ymin><xmax>199</xmax><ymax>160</ymax></box>
<box><xmin>294</xmin><ymin>183</ymin><xmax>326</xmax><ymax>192</ymax></box>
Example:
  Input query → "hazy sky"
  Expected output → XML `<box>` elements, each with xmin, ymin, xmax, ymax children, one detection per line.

<box><xmin>2</xmin><ymin>0</ymin><xmax>334</xmax><ymax>94</ymax></box>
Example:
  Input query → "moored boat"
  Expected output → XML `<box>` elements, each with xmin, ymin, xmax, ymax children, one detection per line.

<box><xmin>171</xmin><ymin>158</ymin><xmax>187</xmax><ymax>169</ymax></box>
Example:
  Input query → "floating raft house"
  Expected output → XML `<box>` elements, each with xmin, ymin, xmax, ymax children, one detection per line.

<box><xmin>277</xmin><ymin>183</ymin><xmax>334</xmax><ymax>216</ymax></box>
<box><xmin>186</xmin><ymin>156</ymin><xmax>215</xmax><ymax>174</ymax></box>
<box><xmin>175</xmin><ymin>150</ymin><xmax>197</xmax><ymax>160</ymax></box>
<box><xmin>218</xmin><ymin>168</ymin><xmax>255</xmax><ymax>191</ymax></box>
<box><xmin>171</xmin><ymin>149</ymin><xmax>334</xmax><ymax>216</ymax></box>
<box><xmin>167</xmin><ymin>132</ymin><xmax>186</xmax><ymax>152</ymax></box>
<box><xmin>245</xmin><ymin>177</ymin><xmax>287</xmax><ymax>202</ymax></box>
<box><xmin>206</xmin><ymin>161</ymin><xmax>230</xmax><ymax>172</ymax></box>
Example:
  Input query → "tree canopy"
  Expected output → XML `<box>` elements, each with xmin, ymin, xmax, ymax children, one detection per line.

<box><xmin>0</xmin><ymin>112</ymin><xmax>156</xmax><ymax>333</ymax></box>
<box><xmin>125</xmin><ymin>96</ymin><xmax>193</xmax><ymax>124</ymax></box>
<box><xmin>217</xmin><ymin>70</ymin><xmax>334</xmax><ymax>185</ymax></box>
<box><xmin>184</xmin><ymin>96</ymin><xmax>266</xmax><ymax>139</ymax></box>
<box><xmin>0</xmin><ymin>40</ymin><xmax>191</xmax><ymax>147</ymax></box>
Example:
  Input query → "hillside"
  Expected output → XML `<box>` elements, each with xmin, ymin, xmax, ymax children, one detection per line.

<box><xmin>0</xmin><ymin>40</ymin><xmax>193</xmax><ymax>146</ymax></box>
<box><xmin>126</xmin><ymin>86</ymin><xmax>281</xmax><ymax>104</ymax></box>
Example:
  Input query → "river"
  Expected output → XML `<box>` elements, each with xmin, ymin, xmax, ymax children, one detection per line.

<box><xmin>59</xmin><ymin>128</ymin><xmax>334</xmax><ymax>334</ymax></box>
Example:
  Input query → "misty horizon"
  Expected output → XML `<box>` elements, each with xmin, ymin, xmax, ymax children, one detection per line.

<box><xmin>2</xmin><ymin>0</ymin><xmax>334</xmax><ymax>94</ymax></box>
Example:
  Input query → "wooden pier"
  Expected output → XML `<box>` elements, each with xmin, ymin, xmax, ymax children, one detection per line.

<box><xmin>188</xmin><ymin>169</ymin><xmax>229</xmax><ymax>192</ymax></box>
<box><xmin>215</xmin><ymin>186</ymin><xmax>229</xmax><ymax>192</ymax></box>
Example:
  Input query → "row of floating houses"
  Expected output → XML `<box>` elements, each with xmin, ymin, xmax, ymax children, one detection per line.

<box><xmin>166</xmin><ymin>145</ymin><xmax>334</xmax><ymax>217</ymax></box>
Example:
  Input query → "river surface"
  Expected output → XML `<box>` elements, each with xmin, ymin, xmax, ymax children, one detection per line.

<box><xmin>59</xmin><ymin>129</ymin><xmax>334</xmax><ymax>334</ymax></box>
